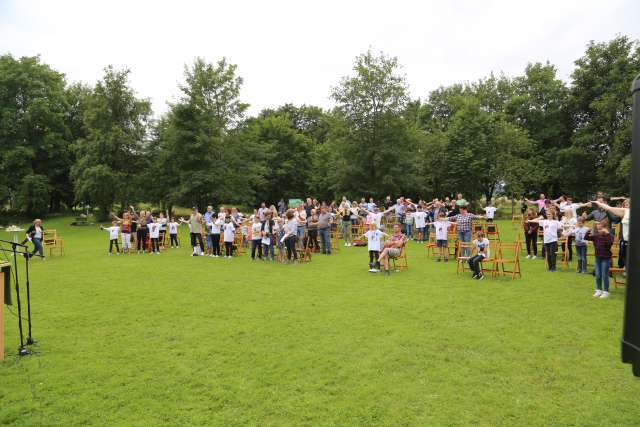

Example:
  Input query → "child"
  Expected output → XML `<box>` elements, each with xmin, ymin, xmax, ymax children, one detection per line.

<box><xmin>413</xmin><ymin>206</ymin><xmax>428</xmax><ymax>242</ymax></box>
<box><xmin>222</xmin><ymin>217</ymin><xmax>235</xmax><ymax>258</ymax></box>
<box><xmin>469</xmin><ymin>231</ymin><xmax>490</xmax><ymax>280</ymax></box>
<box><xmin>101</xmin><ymin>221</ymin><xmax>120</xmax><ymax>255</ymax></box>
<box><xmin>483</xmin><ymin>203</ymin><xmax>497</xmax><ymax>223</ymax></box>
<box><xmin>560</xmin><ymin>208</ymin><xmax>577</xmax><ymax>262</ymax></box>
<box><xmin>250</xmin><ymin>217</ymin><xmax>263</xmax><ymax>260</ymax></box>
<box><xmin>527</xmin><ymin>211</ymin><xmax>563</xmax><ymax>272</ymax></box>
<box><xmin>403</xmin><ymin>208</ymin><xmax>414</xmax><ymax>239</ymax></box>
<box><xmin>168</xmin><ymin>217</ymin><xmax>180</xmax><ymax>248</ymax></box>
<box><xmin>147</xmin><ymin>218</ymin><xmax>161</xmax><ymax>254</ymax></box>
<box><xmin>262</xmin><ymin>212</ymin><xmax>275</xmax><ymax>261</ymax></box>
<box><xmin>275</xmin><ymin>217</ymin><xmax>286</xmax><ymax>262</ymax></box>
<box><xmin>364</xmin><ymin>222</ymin><xmax>386</xmax><ymax>272</ymax></box>
<box><xmin>428</xmin><ymin>212</ymin><xmax>452</xmax><ymax>262</ymax></box>
<box><xmin>574</xmin><ymin>217</ymin><xmax>590</xmax><ymax>273</ymax></box>
<box><xmin>282</xmin><ymin>210</ymin><xmax>298</xmax><ymax>262</ymax></box>
<box><xmin>585</xmin><ymin>220</ymin><xmax>614</xmax><ymax>299</ymax></box>
<box><xmin>210</xmin><ymin>215</ymin><xmax>222</xmax><ymax>257</ymax></box>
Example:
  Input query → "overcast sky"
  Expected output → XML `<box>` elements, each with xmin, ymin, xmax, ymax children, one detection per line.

<box><xmin>1</xmin><ymin>0</ymin><xmax>638</xmax><ymax>117</ymax></box>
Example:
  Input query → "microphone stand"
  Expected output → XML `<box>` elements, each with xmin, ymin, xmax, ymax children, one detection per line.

<box><xmin>0</xmin><ymin>239</ymin><xmax>42</xmax><ymax>356</ymax></box>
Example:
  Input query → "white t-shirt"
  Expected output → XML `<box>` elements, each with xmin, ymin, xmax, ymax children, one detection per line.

<box><xmin>622</xmin><ymin>208</ymin><xmax>630</xmax><ymax>242</ymax></box>
<box><xmin>539</xmin><ymin>220</ymin><xmax>562</xmax><ymax>243</ymax></box>
<box><xmin>574</xmin><ymin>226</ymin><xmax>590</xmax><ymax>246</ymax></box>
<box><xmin>369</xmin><ymin>212</ymin><xmax>383</xmax><ymax>228</ymax></box>
<box><xmin>223</xmin><ymin>223</ymin><xmax>235</xmax><ymax>242</ymax></box>
<box><xmin>158</xmin><ymin>217</ymin><xmax>167</xmax><ymax>230</ymax></box>
<box><xmin>483</xmin><ymin>206</ymin><xmax>497</xmax><ymax>219</ymax></box>
<box><xmin>251</xmin><ymin>222</ymin><xmax>262</xmax><ymax>240</ymax></box>
<box><xmin>211</xmin><ymin>219</ymin><xmax>222</xmax><ymax>234</ymax></box>
<box><xmin>105</xmin><ymin>226</ymin><xmax>119</xmax><ymax>240</ymax></box>
<box><xmin>561</xmin><ymin>217</ymin><xmax>577</xmax><ymax>237</ymax></box>
<box><xmin>561</xmin><ymin>202</ymin><xmax>581</xmax><ymax>218</ymax></box>
<box><xmin>148</xmin><ymin>223</ymin><xmax>160</xmax><ymax>239</ymax></box>
<box><xmin>285</xmin><ymin>219</ymin><xmax>298</xmax><ymax>236</ymax></box>
<box><xmin>364</xmin><ymin>229</ymin><xmax>384</xmax><ymax>251</ymax></box>
<box><xmin>473</xmin><ymin>238</ymin><xmax>491</xmax><ymax>258</ymax></box>
<box><xmin>34</xmin><ymin>226</ymin><xmax>43</xmax><ymax>239</ymax></box>
<box><xmin>169</xmin><ymin>222</ymin><xmax>178</xmax><ymax>234</ymax></box>
<box><xmin>413</xmin><ymin>211</ymin><xmax>427</xmax><ymax>228</ymax></box>
<box><xmin>434</xmin><ymin>220</ymin><xmax>451</xmax><ymax>241</ymax></box>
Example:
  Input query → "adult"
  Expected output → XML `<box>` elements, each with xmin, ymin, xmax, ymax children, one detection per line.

<box><xmin>448</xmin><ymin>206</ymin><xmax>484</xmax><ymax>256</ymax></box>
<box><xmin>283</xmin><ymin>209</ymin><xmax>298</xmax><ymax>261</ymax></box>
<box><xmin>378</xmin><ymin>224</ymin><xmax>406</xmax><ymax>276</ymax></box>
<box><xmin>338</xmin><ymin>202</ymin><xmax>352</xmax><ymax>247</ymax></box>
<box><xmin>23</xmin><ymin>219</ymin><xmax>45</xmax><ymax>259</ymax></box>
<box><xmin>525</xmin><ymin>193</ymin><xmax>547</xmax><ymax>215</ymax></box>
<box><xmin>455</xmin><ymin>193</ymin><xmax>468</xmax><ymax>208</ymax></box>
<box><xmin>366</xmin><ymin>197</ymin><xmax>376</xmax><ymax>212</ymax></box>
<box><xmin>304</xmin><ymin>198</ymin><xmax>313</xmax><ymax>217</ymax></box>
<box><xmin>183</xmin><ymin>207</ymin><xmax>204</xmax><ymax>256</ymax></box>
<box><xmin>317</xmin><ymin>206</ymin><xmax>333</xmax><ymax>255</ymax></box>
<box><xmin>523</xmin><ymin>208</ymin><xmax>539</xmax><ymax>259</ymax></box>
<box><xmin>258</xmin><ymin>202</ymin><xmax>269</xmax><ymax>223</ymax></box>
<box><xmin>204</xmin><ymin>205</ymin><xmax>215</xmax><ymax>224</ymax></box>
<box><xmin>582</xmin><ymin>198</ymin><xmax>617</xmax><ymax>232</ymax></box>
<box><xmin>384</xmin><ymin>196</ymin><xmax>393</xmax><ymax>210</ymax></box>
<box><xmin>277</xmin><ymin>199</ymin><xmax>286</xmax><ymax>216</ymax></box>
<box><xmin>306</xmin><ymin>208</ymin><xmax>320</xmax><ymax>251</ymax></box>
<box><xmin>295</xmin><ymin>204</ymin><xmax>307</xmax><ymax>249</ymax></box>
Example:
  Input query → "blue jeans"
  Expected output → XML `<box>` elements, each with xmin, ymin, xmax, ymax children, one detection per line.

<box><xmin>262</xmin><ymin>243</ymin><xmax>274</xmax><ymax>259</ymax></box>
<box><xmin>404</xmin><ymin>223</ymin><xmax>413</xmax><ymax>238</ymax></box>
<box><xmin>576</xmin><ymin>245</ymin><xmax>587</xmax><ymax>272</ymax></box>
<box><xmin>32</xmin><ymin>238</ymin><xmax>44</xmax><ymax>257</ymax></box>
<box><xmin>458</xmin><ymin>230</ymin><xmax>472</xmax><ymax>256</ymax></box>
<box><xmin>297</xmin><ymin>226</ymin><xmax>306</xmax><ymax>247</ymax></box>
<box><xmin>319</xmin><ymin>228</ymin><xmax>331</xmax><ymax>254</ymax></box>
<box><xmin>594</xmin><ymin>257</ymin><xmax>611</xmax><ymax>292</ymax></box>
<box><xmin>206</xmin><ymin>234</ymin><xmax>214</xmax><ymax>249</ymax></box>
<box><xmin>415</xmin><ymin>227</ymin><xmax>426</xmax><ymax>241</ymax></box>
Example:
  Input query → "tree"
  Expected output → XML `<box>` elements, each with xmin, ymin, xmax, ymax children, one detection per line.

<box><xmin>0</xmin><ymin>55</ymin><xmax>71</xmax><ymax>214</ymax></box>
<box><xmin>71</xmin><ymin>66</ymin><xmax>151</xmax><ymax>217</ymax></box>
<box><xmin>569</xmin><ymin>35</ymin><xmax>640</xmax><ymax>195</ymax></box>
<box><xmin>328</xmin><ymin>50</ymin><xmax>418</xmax><ymax>198</ymax></box>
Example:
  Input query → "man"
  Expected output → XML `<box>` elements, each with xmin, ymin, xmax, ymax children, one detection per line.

<box><xmin>378</xmin><ymin>224</ymin><xmax>407</xmax><ymax>276</ymax></box>
<box><xmin>277</xmin><ymin>199</ymin><xmax>286</xmax><ymax>215</ymax></box>
<box><xmin>455</xmin><ymin>193</ymin><xmax>468</xmax><ymax>208</ymax></box>
<box><xmin>317</xmin><ymin>206</ymin><xmax>333</xmax><ymax>255</ymax></box>
<box><xmin>384</xmin><ymin>196</ymin><xmax>393</xmax><ymax>210</ymax></box>
<box><xmin>258</xmin><ymin>202</ymin><xmax>268</xmax><ymax>223</ymax></box>
<box><xmin>448</xmin><ymin>206</ymin><xmax>484</xmax><ymax>256</ymax></box>
<box><xmin>366</xmin><ymin>197</ymin><xmax>376</xmax><ymax>212</ymax></box>
<box><xmin>203</xmin><ymin>206</ymin><xmax>215</xmax><ymax>256</ymax></box>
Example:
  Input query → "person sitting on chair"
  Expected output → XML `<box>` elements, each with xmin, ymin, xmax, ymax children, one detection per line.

<box><xmin>378</xmin><ymin>224</ymin><xmax>406</xmax><ymax>276</ymax></box>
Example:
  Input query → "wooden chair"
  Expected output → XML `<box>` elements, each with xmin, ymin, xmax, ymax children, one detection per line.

<box><xmin>473</xmin><ymin>222</ymin><xmax>485</xmax><ymax>234</ymax></box>
<box><xmin>43</xmin><ymin>229</ymin><xmax>64</xmax><ymax>256</ymax></box>
<box><xmin>492</xmin><ymin>242</ymin><xmax>522</xmax><ymax>280</ymax></box>
<box><xmin>391</xmin><ymin>242</ymin><xmax>408</xmax><ymax>272</ymax></box>
<box><xmin>425</xmin><ymin>234</ymin><xmax>438</xmax><ymax>258</ymax></box>
<box><xmin>557</xmin><ymin>237</ymin><xmax>570</xmax><ymax>269</ymax></box>
<box><xmin>456</xmin><ymin>241</ymin><xmax>475</xmax><ymax>274</ymax></box>
<box><xmin>486</xmin><ymin>223</ymin><xmax>500</xmax><ymax>241</ymax></box>
<box><xmin>610</xmin><ymin>245</ymin><xmax>626</xmax><ymax>288</ymax></box>
<box><xmin>512</xmin><ymin>214</ymin><xmax>523</xmax><ymax>226</ymax></box>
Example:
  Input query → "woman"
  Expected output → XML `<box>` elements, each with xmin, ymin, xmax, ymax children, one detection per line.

<box><xmin>378</xmin><ymin>224</ymin><xmax>406</xmax><ymax>276</ymax></box>
<box><xmin>523</xmin><ymin>208</ymin><xmax>539</xmax><ymax>259</ymax></box>
<box><xmin>24</xmin><ymin>219</ymin><xmax>45</xmax><ymax>259</ymax></box>
<box><xmin>283</xmin><ymin>209</ymin><xmax>298</xmax><ymax>261</ymax></box>
<box><xmin>306</xmin><ymin>208</ymin><xmax>320</xmax><ymax>251</ymax></box>
<box><xmin>339</xmin><ymin>202</ymin><xmax>352</xmax><ymax>247</ymax></box>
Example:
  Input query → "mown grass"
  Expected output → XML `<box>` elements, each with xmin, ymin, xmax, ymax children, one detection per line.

<box><xmin>1</xmin><ymin>218</ymin><xmax>639</xmax><ymax>426</ymax></box>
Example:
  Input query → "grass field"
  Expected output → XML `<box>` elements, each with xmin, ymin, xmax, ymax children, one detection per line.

<box><xmin>1</xmin><ymin>217</ymin><xmax>639</xmax><ymax>425</ymax></box>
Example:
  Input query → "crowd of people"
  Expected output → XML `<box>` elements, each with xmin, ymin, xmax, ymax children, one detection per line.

<box><xmin>48</xmin><ymin>190</ymin><xmax>627</xmax><ymax>292</ymax></box>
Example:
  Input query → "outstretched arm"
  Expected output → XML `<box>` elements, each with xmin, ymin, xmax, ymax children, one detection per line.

<box><xmin>591</xmin><ymin>200</ymin><xmax>626</xmax><ymax>218</ymax></box>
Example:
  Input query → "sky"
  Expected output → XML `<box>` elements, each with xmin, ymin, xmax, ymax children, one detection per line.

<box><xmin>1</xmin><ymin>0</ymin><xmax>639</xmax><ymax>117</ymax></box>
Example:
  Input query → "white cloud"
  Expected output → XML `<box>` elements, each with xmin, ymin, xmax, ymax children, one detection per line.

<box><xmin>1</xmin><ymin>0</ymin><xmax>638</xmax><ymax>117</ymax></box>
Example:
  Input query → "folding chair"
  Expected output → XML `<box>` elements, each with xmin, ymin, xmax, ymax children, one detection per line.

<box><xmin>486</xmin><ymin>223</ymin><xmax>500</xmax><ymax>241</ymax></box>
<box><xmin>492</xmin><ymin>242</ymin><xmax>522</xmax><ymax>280</ymax></box>
<box><xmin>609</xmin><ymin>245</ymin><xmax>626</xmax><ymax>288</ymax></box>
<box><xmin>425</xmin><ymin>234</ymin><xmax>438</xmax><ymax>258</ymax></box>
<box><xmin>43</xmin><ymin>229</ymin><xmax>64</xmax><ymax>256</ymax></box>
<box><xmin>456</xmin><ymin>241</ymin><xmax>475</xmax><ymax>274</ymax></box>
<box><xmin>557</xmin><ymin>236</ymin><xmax>570</xmax><ymax>269</ymax></box>
<box><xmin>512</xmin><ymin>214</ymin><xmax>523</xmax><ymax>226</ymax></box>
<box><xmin>473</xmin><ymin>222</ymin><xmax>485</xmax><ymax>234</ymax></box>
<box><xmin>391</xmin><ymin>242</ymin><xmax>408</xmax><ymax>272</ymax></box>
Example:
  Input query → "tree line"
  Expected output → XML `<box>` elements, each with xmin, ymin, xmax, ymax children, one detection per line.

<box><xmin>1</xmin><ymin>35</ymin><xmax>638</xmax><ymax>217</ymax></box>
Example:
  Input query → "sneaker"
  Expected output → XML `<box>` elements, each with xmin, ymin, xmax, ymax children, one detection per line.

<box><xmin>526</xmin><ymin>255</ymin><xmax>531</xmax><ymax>259</ymax></box>
<box><xmin>593</xmin><ymin>290</ymin><xmax>602</xmax><ymax>297</ymax></box>
<box><xmin>444</xmin><ymin>258</ymin><xmax>449</xmax><ymax>263</ymax></box>
<box><xmin>108</xmin><ymin>253</ymin><xmax>111</xmax><ymax>256</ymax></box>
<box><xmin>600</xmin><ymin>291</ymin><xmax>610</xmax><ymax>299</ymax></box>
<box><xmin>477</xmin><ymin>274</ymin><xmax>485</xmax><ymax>280</ymax></box>
<box><xmin>531</xmin><ymin>255</ymin><xmax>537</xmax><ymax>260</ymax></box>
<box><xmin>368</xmin><ymin>268</ymin><xmax>375</xmax><ymax>272</ymax></box>
<box><xmin>472</xmin><ymin>274</ymin><xmax>478</xmax><ymax>279</ymax></box>
<box><xmin>373</xmin><ymin>269</ymin><xmax>380</xmax><ymax>273</ymax></box>
<box><xmin>344</xmin><ymin>243</ymin><xmax>349</xmax><ymax>247</ymax></box>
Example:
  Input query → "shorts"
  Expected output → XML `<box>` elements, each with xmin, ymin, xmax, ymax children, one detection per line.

<box><xmin>388</xmin><ymin>248</ymin><xmax>401</xmax><ymax>258</ymax></box>
<box><xmin>437</xmin><ymin>239</ymin><xmax>448</xmax><ymax>248</ymax></box>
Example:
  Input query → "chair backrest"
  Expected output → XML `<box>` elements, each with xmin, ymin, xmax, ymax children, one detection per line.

<box><xmin>457</xmin><ymin>241</ymin><xmax>475</xmax><ymax>257</ymax></box>
<box><xmin>473</xmin><ymin>223</ymin><xmax>485</xmax><ymax>233</ymax></box>
<box><xmin>43</xmin><ymin>229</ymin><xmax>57</xmax><ymax>239</ymax></box>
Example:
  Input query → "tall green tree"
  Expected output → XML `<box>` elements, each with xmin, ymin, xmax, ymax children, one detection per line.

<box><xmin>328</xmin><ymin>50</ymin><xmax>418</xmax><ymax>198</ymax></box>
<box><xmin>0</xmin><ymin>55</ymin><xmax>71</xmax><ymax>215</ymax></box>
<box><xmin>569</xmin><ymin>35</ymin><xmax>640</xmax><ymax>195</ymax></box>
<box><xmin>71</xmin><ymin>66</ymin><xmax>151</xmax><ymax>216</ymax></box>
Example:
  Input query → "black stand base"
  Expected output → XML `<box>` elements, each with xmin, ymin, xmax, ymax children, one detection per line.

<box><xmin>26</xmin><ymin>338</ymin><xmax>36</xmax><ymax>345</ymax></box>
<box><xmin>18</xmin><ymin>347</ymin><xmax>30</xmax><ymax>356</ymax></box>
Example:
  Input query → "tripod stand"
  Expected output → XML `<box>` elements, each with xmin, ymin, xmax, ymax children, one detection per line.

<box><xmin>0</xmin><ymin>239</ymin><xmax>40</xmax><ymax>356</ymax></box>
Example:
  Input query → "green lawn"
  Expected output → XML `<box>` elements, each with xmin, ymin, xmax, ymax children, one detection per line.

<box><xmin>1</xmin><ymin>218</ymin><xmax>639</xmax><ymax>425</ymax></box>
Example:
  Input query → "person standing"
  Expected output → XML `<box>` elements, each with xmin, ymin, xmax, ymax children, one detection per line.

<box><xmin>317</xmin><ymin>206</ymin><xmax>333</xmax><ymax>255</ymax></box>
<box><xmin>527</xmin><ymin>211</ymin><xmax>563</xmax><ymax>272</ymax></box>
<box><xmin>523</xmin><ymin>208</ymin><xmax>539</xmax><ymax>259</ymax></box>
<box><xmin>182</xmin><ymin>207</ymin><xmax>204</xmax><ymax>256</ymax></box>
<box><xmin>448</xmin><ymin>206</ymin><xmax>484</xmax><ymax>257</ymax></box>
<box><xmin>585</xmin><ymin>221</ymin><xmax>614</xmax><ymax>299</ymax></box>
